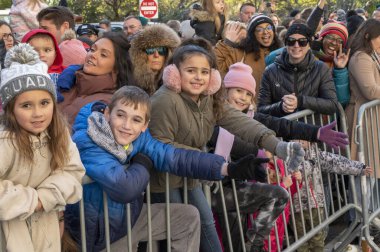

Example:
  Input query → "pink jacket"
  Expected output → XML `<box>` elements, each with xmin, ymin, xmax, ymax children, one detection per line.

<box><xmin>265</xmin><ymin>160</ymin><xmax>300</xmax><ymax>252</ymax></box>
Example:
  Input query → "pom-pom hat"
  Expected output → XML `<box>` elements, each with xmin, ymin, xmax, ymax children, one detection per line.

<box><xmin>224</xmin><ymin>62</ymin><xmax>256</xmax><ymax>96</ymax></box>
<box><xmin>0</xmin><ymin>43</ymin><xmax>56</xmax><ymax>107</ymax></box>
<box><xmin>319</xmin><ymin>21</ymin><xmax>349</xmax><ymax>47</ymax></box>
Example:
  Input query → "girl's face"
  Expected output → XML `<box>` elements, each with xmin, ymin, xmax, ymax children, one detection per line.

<box><xmin>370</xmin><ymin>35</ymin><xmax>380</xmax><ymax>54</ymax></box>
<box><xmin>83</xmin><ymin>38</ymin><xmax>115</xmax><ymax>76</ymax></box>
<box><xmin>179</xmin><ymin>54</ymin><xmax>211</xmax><ymax>102</ymax></box>
<box><xmin>268</xmin><ymin>168</ymin><xmax>277</xmax><ymax>184</ymax></box>
<box><xmin>13</xmin><ymin>90</ymin><xmax>54</xmax><ymax>136</ymax></box>
<box><xmin>226</xmin><ymin>87</ymin><xmax>253</xmax><ymax>111</ymax></box>
<box><xmin>0</xmin><ymin>24</ymin><xmax>14</xmax><ymax>50</ymax></box>
<box><xmin>213</xmin><ymin>0</ymin><xmax>225</xmax><ymax>14</ymax></box>
<box><xmin>254</xmin><ymin>23</ymin><xmax>274</xmax><ymax>47</ymax></box>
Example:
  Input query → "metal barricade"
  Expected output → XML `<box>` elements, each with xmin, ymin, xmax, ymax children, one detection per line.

<box><xmin>72</xmin><ymin>103</ymin><xmax>367</xmax><ymax>252</ymax></box>
<box><xmin>355</xmin><ymin>99</ymin><xmax>380</xmax><ymax>251</ymax></box>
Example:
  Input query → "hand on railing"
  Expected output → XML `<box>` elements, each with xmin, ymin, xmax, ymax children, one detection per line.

<box><xmin>317</xmin><ymin>121</ymin><xmax>349</xmax><ymax>151</ymax></box>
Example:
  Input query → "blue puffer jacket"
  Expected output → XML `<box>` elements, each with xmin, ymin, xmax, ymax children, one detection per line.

<box><xmin>65</xmin><ymin>102</ymin><xmax>225</xmax><ymax>251</ymax></box>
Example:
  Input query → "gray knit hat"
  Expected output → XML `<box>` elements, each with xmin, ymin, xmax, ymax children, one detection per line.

<box><xmin>0</xmin><ymin>43</ymin><xmax>56</xmax><ymax>108</ymax></box>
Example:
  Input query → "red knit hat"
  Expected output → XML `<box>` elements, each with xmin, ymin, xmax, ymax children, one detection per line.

<box><xmin>224</xmin><ymin>62</ymin><xmax>256</xmax><ymax>96</ymax></box>
<box><xmin>319</xmin><ymin>21</ymin><xmax>348</xmax><ymax>47</ymax></box>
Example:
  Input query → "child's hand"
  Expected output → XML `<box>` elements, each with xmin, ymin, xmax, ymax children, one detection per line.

<box><xmin>282</xmin><ymin>175</ymin><xmax>293</xmax><ymax>188</ymax></box>
<box><xmin>362</xmin><ymin>166</ymin><xmax>373</xmax><ymax>176</ymax></box>
<box><xmin>292</xmin><ymin>171</ymin><xmax>302</xmax><ymax>183</ymax></box>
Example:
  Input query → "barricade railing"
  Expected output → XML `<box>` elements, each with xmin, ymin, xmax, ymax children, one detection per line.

<box><xmin>355</xmin><ymin>99</ymin><xmax>380</xmax><ymax>251</ymax></box>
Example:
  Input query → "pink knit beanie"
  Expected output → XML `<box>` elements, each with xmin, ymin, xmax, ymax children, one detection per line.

<box><xmin>59</xmin><ymin>39</ymin><xmax>87</xmax><ymax>66</ymax></box>
<box><xmin>224</xmin><ymin>62</ymin><xmax>256</xmax><ymax>96</ymax></box>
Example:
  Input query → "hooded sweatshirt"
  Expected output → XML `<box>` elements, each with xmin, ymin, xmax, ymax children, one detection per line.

<box><xmin>22</xmin><ymin>29</ymin><xmax>66</xmax><ymax>101</ymax></box>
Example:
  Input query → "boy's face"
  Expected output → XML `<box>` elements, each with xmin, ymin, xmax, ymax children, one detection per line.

<box><xmin>104</xmin><ymin>100</ymin><xmax>148</xmax><ymax>146</ymax></box>
<box><xmin>226</xmin><ymin>87</ymin><xmax>253</xmax><ymax>111</ymax></box>
<box><xmin>39</xmin><ymin>19</ymin><xmax>68</xmax><ymax>44</ymax></box>
<box><xmin>29</xmin><ymin>37</ymin><xmax>56</xmax><ymax>68</ymax></box>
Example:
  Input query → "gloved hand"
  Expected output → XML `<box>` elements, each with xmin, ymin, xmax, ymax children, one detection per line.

<box><xmin>131</xmin><ymin>153</ymin><xmax>154</xmax><ymax>172</ymax></box>
<box><xmin>317</xmin><ymin>121</ymin><xmax>349</xmax><ymax>151</ymax></box>
<box><xmin>275</xmin><ymin>142</ymin><xmax>305</xmax><ymax>172</ymax></box>
<box><xmin>227</xmin><ymin>154</ymin><xmax>269</xmax><ymax>180</ymax></box>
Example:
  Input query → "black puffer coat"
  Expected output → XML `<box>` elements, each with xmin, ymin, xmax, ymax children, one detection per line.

<box><xmin>258</xmin><ymin>48</ymin><xmax>339</xmax><ymax>117</ymax></box>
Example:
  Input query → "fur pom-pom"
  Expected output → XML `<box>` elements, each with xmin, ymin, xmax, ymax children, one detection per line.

<box><xmin>4</xmin><ymin>43</ymin><xmax>40</xmax><ymax>68</ymax></box>
<box><xmin>203</xmin><ymin>69</ymin><xmax>222</xmax><ymax>95</ymax></box>
<box><xmin>163</xmin><ymin>64</ymin><xmax>182</xmax><ymax>93</ymax></box>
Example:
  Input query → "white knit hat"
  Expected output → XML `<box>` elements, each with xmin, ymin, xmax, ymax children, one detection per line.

<box><xmin>0</xmin><ymin>43</ymin><xmax>56</xmax><ymax>107</ymax></box>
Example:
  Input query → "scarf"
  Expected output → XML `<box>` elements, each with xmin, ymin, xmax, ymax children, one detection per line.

<box><xmin>76</xmin><ymin>70</ymin><xmax>117</xmax><ymax>96</ymax></box>
<box><xmin>313</xmin><ymin>49</ymin><xmax>334</xmax><ymax>64</ymax></box>
<box><xmin>87</xmin><ymin>111</ymin><xmax>133</xmax><ymax>163</ymax></box>
<box><xmin>371</xmin><ymin>51</ymin><xmax>380</xmax><ymax>73</ymax></box>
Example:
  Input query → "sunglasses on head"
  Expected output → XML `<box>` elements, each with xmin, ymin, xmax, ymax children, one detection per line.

<box><xmin>145</xmin><ymin>47</ymin><xmax>168</xmax><ymax>56</ymax></box>
<box><xmin>286</xmin><ymin>37</ymin><xmax>309</xmax><ymax>47</ymax></box>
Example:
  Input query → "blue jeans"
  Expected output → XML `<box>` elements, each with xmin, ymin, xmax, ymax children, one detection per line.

<box><xmin>151</xmin><ymin>185</ymin><xmax>222</xmax><ymax>252</ymax></box>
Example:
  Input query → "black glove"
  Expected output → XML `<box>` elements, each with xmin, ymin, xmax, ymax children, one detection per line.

<box><xmin>131</xmin><ymin>153</ymin><xmax>153</xmax><ymax>172</ymax></box>
<box><xmin>227</xmin><ymin>154</ymin><xmax>269</xmax><ymax>180</ymax></box>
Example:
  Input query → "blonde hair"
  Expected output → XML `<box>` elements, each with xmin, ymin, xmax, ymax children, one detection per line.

<box><xmin>201</xmin><ymin>0</ymin><xmax>229</xmax><ymax>33</ymax></box>
<box><xmin>0</xmin><ymin>92</ymin><xmax>71</xmax><ymax>171</ymax></box>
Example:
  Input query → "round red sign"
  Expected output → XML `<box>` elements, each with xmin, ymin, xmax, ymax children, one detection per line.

<box><xmin>140</xmin><ymin>0</ymin><xmax>158</xmax><ymax>19</ymax></box>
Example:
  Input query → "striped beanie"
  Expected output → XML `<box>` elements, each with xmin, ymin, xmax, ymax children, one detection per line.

<box><xmin>319</xmin><ymin>21</ymin><xmax>348</xmax><ymax>47</ymax></box>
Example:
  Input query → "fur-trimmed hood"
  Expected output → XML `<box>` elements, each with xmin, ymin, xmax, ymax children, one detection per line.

<box><xmin>190</xmin><ymin>8</ymin><xmax>216</xmax><ymax>22</ymax></box>
<box><xmin>130</xmin><ymin>24</ymin><xmax>181</xmax><ymax>95</ymax></box>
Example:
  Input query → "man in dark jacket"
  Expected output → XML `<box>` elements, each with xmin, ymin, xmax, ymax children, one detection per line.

<box><xmin>257</xmin><ymin>23</ymin><xmax>339</xmax><ymax>117</ymax></box>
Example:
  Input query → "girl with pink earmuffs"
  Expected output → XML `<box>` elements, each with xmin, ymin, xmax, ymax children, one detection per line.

<box><xmin>148</xmin><ymin>38</ymin><xmax>305</xmax><ymax>252</ymax></box>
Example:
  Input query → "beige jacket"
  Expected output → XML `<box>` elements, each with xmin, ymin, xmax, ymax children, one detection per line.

<box><xmin>345</xmin><ymin>51</ymin><xmax>380</xmax><ymax>176</ymax></box>
<box><xmin>0</xmin><ymin>130</ymin><xmax>85</xmax><ymax>251</ymax></box>
<box><xmin>214</xmin><ymin>40</ymin><xmax>269</xmax><ymax>104</ymax></box>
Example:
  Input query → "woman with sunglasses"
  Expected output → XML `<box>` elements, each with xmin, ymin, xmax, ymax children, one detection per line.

<box><xmin>313</xmin><ymin>21</ymin><xmax>350</xmax><ymax>107</ymax></box>
<box><xmin>129</xmin><ymin>24</ymin><xmax>181</xmax><ymax>96</ymax></box>
<box><xmin>214</xmin><ymin>13</ymin><xmax>282</xmax><ymax>103</ymax></box>
<box><xmin>257</xmin><ymin>23</ymin><xmax>339</xmax><ymax>117</ymax></box>
<box><xmin>56</xmin><ymin>32</ymin><xmax>135</xmax><ymax>124</ymax></box>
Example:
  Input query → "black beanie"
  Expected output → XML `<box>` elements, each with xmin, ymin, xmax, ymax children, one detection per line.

<box><xmin>285</xmin><ymin>23</ymin><xmax>313</xmax><ymax>41</ymax></box>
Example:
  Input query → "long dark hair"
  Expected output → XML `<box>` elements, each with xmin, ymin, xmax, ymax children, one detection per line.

<box><xmin>349</xmin><ymin>19</ymin><xmax>380</xmax><ymax>58</ymax></box>
<box><xmin>100</xmin><ymin>32</ymin><xmax>135</xmax><ymax>88</ymax></box>
<box><xmin>242</xmin><ymin>23</ymin><xmax>282</xmax><ymax>61</ymax></box>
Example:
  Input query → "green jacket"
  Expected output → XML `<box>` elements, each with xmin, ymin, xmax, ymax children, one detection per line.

<box><xmin>149</xmin><ymin>86</ymin><xmax>280</xmax><ymax>192</ymax></box>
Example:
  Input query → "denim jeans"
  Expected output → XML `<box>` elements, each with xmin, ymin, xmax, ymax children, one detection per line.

<box><xmin>151</xmin><ymin>185</ymin><xmax>223</xmax><ymax>252</ymax></box>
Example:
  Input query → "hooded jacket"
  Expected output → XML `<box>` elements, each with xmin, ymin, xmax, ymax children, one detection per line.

<box><xmin>22</xmin><ymin>29</ymin><xmax>65</xmax><ymax>74</ymax></box>
<box><xmin>65</xmin><ymin>102</ymin><xmax>226</xmax><ymax>251</ymax></box>
<box><xmin>129</xmin><ymin>24</ymin><xmax>181</xmax><ymax>96</ymax></box>
<box><xmin>258</xmin><ymin>49</ymin><xmax>339</xmax><ymax>117</ymax></box>
<box><xmin>190</xmin><ymin>5</ymin><xmax>225</xmax><ymax>45</ymax></box>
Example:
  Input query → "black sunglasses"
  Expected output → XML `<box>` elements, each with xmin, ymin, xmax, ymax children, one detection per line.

<box><xmin>286</xmin><ymin>37</ymin><xmax>309</xmax><ymax>47</ymax></box>
<box><xmin>145</xmin><ymin>47</ymin><xmax>168</xmax><ymax>56</ymax></box>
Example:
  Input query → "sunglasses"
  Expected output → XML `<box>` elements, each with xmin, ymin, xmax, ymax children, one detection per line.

<box><xmin>324</xmin><ymin>34</ymin><xmax>344</xmax><ymax>45</ymax></box>
<box><xmin>255</xmin><ymin>25</ymin><xmax>273</xmax><ymax>33</ymax></box>
<box><xmin>286</xmin><ymin>37</ymin><xmax>309</xmax><ymax>47</ymax></box>
<box><xmin>145</xmin><ymin>47</ymin><xmax>168</xmax><ymax>56</ymax></box>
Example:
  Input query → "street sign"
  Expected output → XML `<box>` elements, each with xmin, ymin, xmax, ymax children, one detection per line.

<box><xmin>139</xmin><ymin>0</ymin><xmax>158</xmax><ymax>19</ymax></box>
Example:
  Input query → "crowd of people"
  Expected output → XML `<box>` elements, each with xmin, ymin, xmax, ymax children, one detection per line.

<box><xmin>0</xmin><ymin>0</ymin><xmax>379</xmax><ymax>251</ymax></box>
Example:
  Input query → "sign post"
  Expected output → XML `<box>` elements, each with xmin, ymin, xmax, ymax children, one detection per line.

<box><xmin>139</xmin><ymin>0</ymin><xmax>159</xmax><ymax>19</ymax></box>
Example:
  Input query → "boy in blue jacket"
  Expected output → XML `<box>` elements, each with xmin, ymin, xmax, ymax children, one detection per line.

<box><xmin>65</xmin><ymin>86</ymin><xmax>269</xmax><ymax>252</ymax></box>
